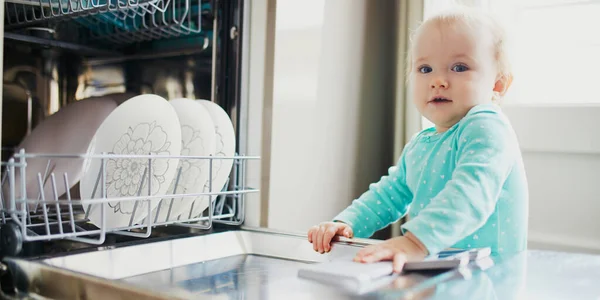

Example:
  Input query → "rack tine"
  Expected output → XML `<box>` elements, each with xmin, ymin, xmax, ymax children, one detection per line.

<box><xmin>24</xmin><ymin>196</ymin><xmax>32</xmax><ymax>225</ymax></box>
<box><xmin>145</xmin><ymin>198</ymin><xmax>152</xmax><ymax>233</ymax></box>
<box><xmin>128</xmin><ymin>164</ymin><xmax>148</xmax><ymax>227</ymax></box>
<box><xmin>194</xmin><ymin>0</ymin><xmax>202</xmax><ymax>33</ymax></box>
<box><xmin>0</xmin><ymin>170</ymin><xmax>7</xmax><ymax>192</ymax></box>
<box><xmin>63</xmin><ymin>173</ymin><xmax>76</xmax><ymax>233</ymax></box>
<box><xmin>215</xmin><ymin>168</ymin><xmax>231</xmax><ymax>217</ymax></box>
<box><xmin>117</xmin><ymin>156</ymin><xmax>152</xmax><ymax>237</ymax></box>
<box><xmin>230</xmin><ymin>157</ymin><xmax>240</xmax><ymax>222</ymax></box>
<box><xmin>100</xmin><ymin>154</ymin><xmax>107</xmax><ymax>240</ymax></box>
<box><xmin>17</xmin><ymin>149</ymin><xmax>31</xmax><ymax>226</ymax></box>
<box><xmin>36</xmin><ymin>174</ymin><xmax>51</xmax><ymax>235</ymax></box>
<box><xmin>50</xmin><ymin>174</ymin><xmax>63</xmax><ymax>234</ymax></box>
<box><xmin>8</xmin><ymin>158</ymin><xmax>16</xmax><ymax>212</ymax></box>
<box><xmin>66</xmin><ymin>0</ymin><xmax>74</xmax><ymax>14</ymax></box>
<box><xmin>240</xmin><ymin>156</ymin><xmax>247</xmax><ymax>222</ymax></box>
<box><xmin>158</xmin><ymin>165</ymin><xmax>181</xmax><ymax>223</ymax></box>
<box><xmin>187</xmin><ymin>195</ymin><xmax>195</xmax><ymax>220</ymax></box>
<box><xmin>0</xmin><ymin>171</ymin><xmax>8</xmax><ymax>224</ymax></box>
<box><xmin>207</xmin><ymin>155</ymin><xmax>213</xmax><ymax>227</ymax></box>
<box><xmin>35</xmin><ymin>159</ymin><xmax>54</xmax><ymax>214</ymax></box>
<box><xmin>85</xmin><ymin>160</ymin><xmax>104</xmax><ymax>220</ymax></box>
<box><xmin>51</xmin><ymin>0</ymin><xmax>60</xmax><ymax>18</ymax></box>
<box><xmin>38</xmin><ymin>0</ymin><xmax>48</xmax><ymax>19</ymax></box>
<box><xmin>147</xmin><ymin>155</ymin><xmax>152</xmax><ymax>222</ymax></box>
<box><xmin>235</xmin><ymin>158</ymin><xmax>241</xmax><ymax>221</ymax></box>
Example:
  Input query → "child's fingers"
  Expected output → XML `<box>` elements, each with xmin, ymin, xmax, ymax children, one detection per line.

<box><xmin>323</xmin><ymin>226</ymin><xmax>338</xmax><ymax>252</ymax></box>
<box><xmin>335</xmin><ymin>224</ymin><xmax>353</xmax><ymax>238</ymax></box>
<box><xmin>392</xmin><ymin>253</ymin><xmax>407</xmax><ymax>273</ymax></box>
<box><xmin>310</xmin><ymin>227</ymin><xmax>320</xmax><ymax>252</ymax></box>
<box><xmin>356</xmin><ymin>246</ymin><xmax>376</xmax><ymax>257</ymax></box>
<box><xmin>307</xmin><ymin>226</ymin><xmax>317</xmax><ymax>243</ymax></box>
<box><xmin>362</xmin><ymin>248</ymin><xmax>394</xmax><ymax>263</ymax></box>
<box><xmin>314</xmin><ymin>226</ymin><xmax>322</xmax><ymax>252</ymax></box>
<box><xmin>354</xmin><ymin>245</ymin><xmax>378</xmax><ymax>262</ymax></box>
<box><xmin>308</xmin><ymin>222</ymin><xmax>352</xmax><ymax>253</ymax></box>
<box><xmin>316</xmin><ymin>225</ymin><xmax>326</xmax><ymax>253</ymax></box>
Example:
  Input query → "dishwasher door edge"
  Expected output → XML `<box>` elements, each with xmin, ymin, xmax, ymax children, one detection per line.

<box><xmin>0</xmin><ymin>257</ymin><xmax>204</xmax><ymax>300</ymax></box>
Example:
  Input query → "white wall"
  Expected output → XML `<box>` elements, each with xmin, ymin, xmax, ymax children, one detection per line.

<box><xmin>266</xmin><ymin>0</ymin><xmax>328</xmax><ymax>231</ymax></box>
<box><xmin>267</xmin><ymin>0</ymin><xmax>397</xmax><ymax>232</ymax></box>
<box><xmin>504</xmin><ymin>106</ymin><xmax>600</xmax><ymax>254</ymax></box>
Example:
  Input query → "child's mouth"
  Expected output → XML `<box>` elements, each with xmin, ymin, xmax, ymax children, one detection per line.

<box><xmin>428</xmin><ymin>97</ymin><xmax>453</xmax><ymax>104</ymax></box>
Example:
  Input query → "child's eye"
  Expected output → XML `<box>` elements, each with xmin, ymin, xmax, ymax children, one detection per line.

<box><xmin>451</xmin><ymin>64</ymin><xmax>469</xmax><ymax>72</ymax></box>
<box><xmin>418</xmin><ymin>65</ymin><xmax>432</xmax><ymax>73</ymax></box>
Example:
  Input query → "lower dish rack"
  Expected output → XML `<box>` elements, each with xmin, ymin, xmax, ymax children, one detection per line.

<box><xmin>0</xmin><ymin>150</ymin><xmax>259</xmax><ymax>256</ymax></box>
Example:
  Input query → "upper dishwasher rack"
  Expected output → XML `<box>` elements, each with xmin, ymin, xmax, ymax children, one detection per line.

<box><xmin>4</xmin><ymin>0</ymin><xmax>210</xmax><ymax>45</ymax></box>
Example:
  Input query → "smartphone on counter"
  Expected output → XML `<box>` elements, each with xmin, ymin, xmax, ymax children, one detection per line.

<box><xmin>403</xmin><ymin>247</ymin><xmax>492</xmax><ymax>271</ymax></box>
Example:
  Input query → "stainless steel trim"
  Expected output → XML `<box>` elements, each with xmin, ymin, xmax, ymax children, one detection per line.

<box><xmin>2</xmin><ymin>258</ymin><xmax>203</xmax><ymax>300</ymax></box>
<box><xmin>210</xmin><ymin>3</ymin><xmax>218</xmax><ymax>102</ymax></box>
<box><xmin>259</xmin><ymin>0</ymin><xmax>277</xmax><ymax>227</ymax></box>
<box><xmin>40</xmin><ymin>229</ymin><xmax>354</xmax><ymax>280</ymax></box>
<box><xmin>0</xmin><ymin>2</ymin><xmax>5</xmax><ymax>154</ymax></box>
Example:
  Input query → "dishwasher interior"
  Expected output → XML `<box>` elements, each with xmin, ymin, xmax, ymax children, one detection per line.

<box><xmin>0</xmin><ymin>0</ymin><xmax>248</xmax><ymax>233</ymax></box>
<box><xmin>0</xmin><ymin>0</ymin><xmax>271</xmax><ymax>298</ymax></box>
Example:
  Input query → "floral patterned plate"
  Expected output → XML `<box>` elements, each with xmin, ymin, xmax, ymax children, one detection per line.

<box><xmin>147</xmin><ymin>98</ymin><xmax>216</xmax><ymax>223</ymax></box>
<box><xmin>188</xmin><ymin>100</ymin><xmax>237</xmax><ymax>218</ymax></box>
<box><xmin>80</xmin><ymin>94</ymin><xmax>182</xmax><ymax>229</ymax></box>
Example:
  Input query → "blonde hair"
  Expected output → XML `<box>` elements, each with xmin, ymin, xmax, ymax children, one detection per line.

<box><xmin>406</xmin><ymin>6</ymin><xmax>512</xmax><ymax>100</ymax></box>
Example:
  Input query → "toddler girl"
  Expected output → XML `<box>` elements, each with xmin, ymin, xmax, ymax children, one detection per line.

<box><xmin>308</xmin><ymin>7</ymin><xmax>528</xmax><ymax>273</ymax></box>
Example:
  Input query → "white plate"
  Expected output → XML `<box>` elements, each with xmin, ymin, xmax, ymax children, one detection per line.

<box><xmin>189</xmin><ymin>100</ymin><xmax>236</xmax><ymax>218</ymax></box>
<box><xmin>2</xmin><ymin>95</ymin><xmax>119</xmax><ymax>211</ymax></box>
<box><xmin>148</xmin><ymin>98</ymin><xmax>216</xmax><ymax>223</ymax></box>
<box><xmin>80</xmin><ymin>94</ymin><xmax>182</xmax><ymax>229</ymax></box>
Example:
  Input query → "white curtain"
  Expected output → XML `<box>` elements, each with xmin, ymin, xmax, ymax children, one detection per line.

<box><xmin>389</xmin><ymin>0</ymin><xmax>426</xmax><ymax>237</ymax></box>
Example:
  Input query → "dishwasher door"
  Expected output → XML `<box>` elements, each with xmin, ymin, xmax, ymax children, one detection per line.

<box><xmin>0</xmin><ymin>228</ymin><xmax>473</xmax><ymax>299</ymax></box>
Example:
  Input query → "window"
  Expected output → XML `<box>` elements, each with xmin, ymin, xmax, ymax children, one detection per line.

<box><xmin>495</xmin><ymin>0</ymin><xmax>600</xmax><ymax>105</ymax></box>
<box><xmin>421</xmin><ymin>0</ymin><xmax>600</xmax><ymax>131</ymax></box>
<box><xmin>424</xmin><ymin>0</ymin><xmax>600</xmax><ymax>106</ymax></box>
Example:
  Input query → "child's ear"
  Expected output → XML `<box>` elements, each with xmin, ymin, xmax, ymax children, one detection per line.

<box><xmin>494</xmin><ymin>73</ymin><xmax>513</xmax><ymax>96</ymax></box>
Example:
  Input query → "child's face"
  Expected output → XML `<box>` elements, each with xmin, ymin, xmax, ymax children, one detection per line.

<box><xmin>410</xmin><ymin>21</ymin><xmax>501</xmax><ymax>131</ymax></box>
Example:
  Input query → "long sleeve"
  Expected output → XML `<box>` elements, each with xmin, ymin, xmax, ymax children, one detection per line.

<box><xmin>333</xmin><ymin>144</ymin><xmax>415</xmax><ymax>238</ymax></box>
<box><xmin>401</xmin><ymin>110</ymin><xmax>518</xmax><ymax>255</ymax></box>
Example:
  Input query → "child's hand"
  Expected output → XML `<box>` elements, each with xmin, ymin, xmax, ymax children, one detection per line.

<box><xmin>307</xmin><ymin>221</ymin><xmax>353</xmax><ymax>253</ymax></box>
<box><xmin>353</xmin><ymin>232</ymin><xmax>428</xmax><ymax>273</ymax></box>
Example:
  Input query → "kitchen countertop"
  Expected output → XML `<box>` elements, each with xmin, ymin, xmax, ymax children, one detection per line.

<box><xmin>115</xmin><ymin>246</ymin><xmax>600</xmax><ymax>299</ymax></box>
<box><xmin>374</xmin><ymin>249</ymin><xmax>600</xmax><ymax>300</ymax></box>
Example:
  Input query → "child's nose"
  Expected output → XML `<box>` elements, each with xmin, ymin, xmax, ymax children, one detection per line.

<box><xmin>430</xmin><ymin>77</ymin><xmax>448</xmax><ymax>89</ymax></box>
